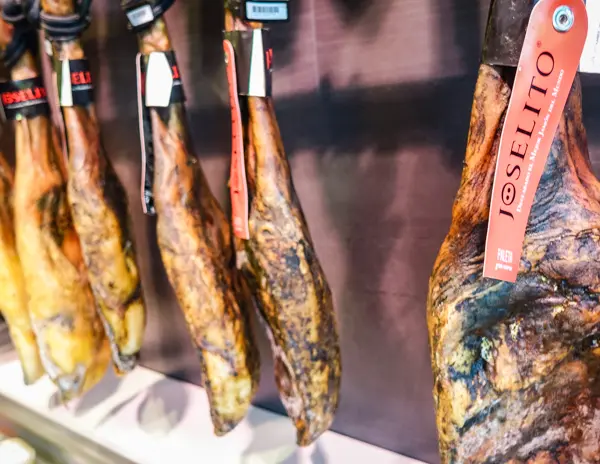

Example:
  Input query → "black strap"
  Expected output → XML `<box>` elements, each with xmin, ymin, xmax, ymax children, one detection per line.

<box><xmin>121</xmin><ymin>0</ymin><xmax>175</xmax><ymax>32</ymax></box>
<box><xmin>41</xmin><ymin>0</ymin><xmax>92</xmax><ymax>41</ymax></box>
<box><xmin>1</xmin><ymin>0</ymin><xmax>39</xmax><ymax>69</ymax></box>
<box><xmin>17</xmin><ymin>0</ymin><xmax>92</xmax><ymax>42</ymax></box>
<box><xmin>224</xmin><ymin>0</ymin><xmax>243</xmax><ymax>19</ymax></box>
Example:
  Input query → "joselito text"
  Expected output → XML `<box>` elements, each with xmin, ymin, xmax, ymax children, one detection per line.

<box><xmin>498</xmin><ymin>51</ymin><xmax>554</xmax><ymax>221</ymax></box>
<box><xmin>2</xmin><ymin>87</ymin><xmax>47</xmax><ymax>105</ymax></box>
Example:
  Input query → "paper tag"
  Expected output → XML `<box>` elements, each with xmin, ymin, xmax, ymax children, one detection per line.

<box><xmin>144</xmin><ymin>51</ymin><xmax>185</xmax><ymax>108</ymax></box>
<box><xmin>483</xmin><ymin>0</ymin><xmax>588</xmax><ymax>282</ymax></box>
<box><xmin>223</xmin><ymin>29</ymin><xmax>273</xmax><ymax>97</ymax></box>
<box><xmin>245</xmin><ymin>1</ymin><xmax>289</xmax><ymax>22</ymax></box>
<box><xmin>58</xmin><ymin>59</ymin><xmax>94</xmax><ymax>107</ymax></box>
<box><xmin>224</xmin><ymin>39</ymin><xmax>250</xmax><ymax>240</ymax></box>
<box><xmin>136</xmin><ymin>53</ymin><xmax>156</xmax><ymax>216</ymax></box>
<box><xmin>145</xmin><ymin>53</ymin><xmax>172</xmax><ymax>107</ymax></box>
<box><xmin>44</xmin><ymin>39</ymin><xmax>53</xmax><ymax>57</ymax></box>
<box><xmin>126</xmin><ymin>4</ymin><xmax>155</xmax><ymax>28</ymax></box>
<box><xmin>0</xmin><ymin>77</ymin><xmax>50</xmax><ymax>120</ymax></box>
<box><xmin>580</xmin><ymin>0</ymin><xmax>600</xmax><ymax>73</ymax></box>
<box><xmin>134</xmin><ymin>51</ymin><xmax>185</xmax><ymax>215</ymax></box>
<box><xmin>249</xmin><ymin>29</ymin><xmax>267</xmax><ymax>96</ymax></box>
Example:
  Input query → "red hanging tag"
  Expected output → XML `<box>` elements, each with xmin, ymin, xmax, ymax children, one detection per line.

<box><xmin>224</xmin><ymin>39</ymin><xmax>250</xmax><ymax>240</ymax></box>
<box><xmin>483</xmin><ymin>0</ymin><xmax>588</xmax><ymax>282</ymax></box>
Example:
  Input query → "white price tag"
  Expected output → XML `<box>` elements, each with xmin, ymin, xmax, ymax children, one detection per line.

<box><xmin>145</xmin><ymin>52</ymin><xmax>173</xmax><ymax>108</ymax></box>
<box><xmin>246</xmin><ymin>1</ymin><xmax>289</xmax><ymax>21</ymax></box>
<box><xmin>126</xmin><ymin>4</ymin><xmax>155</xmax><ymax>28</ymax></box>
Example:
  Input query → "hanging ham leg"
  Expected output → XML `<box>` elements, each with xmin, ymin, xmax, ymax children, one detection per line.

<box><xmin>225</xmin><ymin>9</ymin><xmax>342</xmax><ymax>446</ymax></box>
<box><xmin>129</xmin><ymin>15</ymin><xmax>260</xmax><ymax>434</ymax></box>
<box><xmin>41</xmin><ymin>0</ymin><xmax>146</xmax><ymax>374</ymax></box>
<box><xmin>0</xmin><ymin>19</ymin><xmax>110</xmax><ymax>400</ymax></box>
<box><xmin>0</xmin><ymin>151</ymin><xmax>44</xmax><ymax>385</ymax></box>
<box><xmin>427</xmin><ymin>62</ymin><xmax>600</xmax><ymax>462</ymax></box>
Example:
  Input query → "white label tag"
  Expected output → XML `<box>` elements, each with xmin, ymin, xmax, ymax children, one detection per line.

<box><xmin>580</xmin><ymin>0</ymin><xmax>600</xmax><ymax>73</ymax></box>
<box><xmin>248</xmin><ymin>29</ymin><xmax>267</xmax><ymax>97</ymax></box>
<box><xmin>246</xmin><ymin>1</ymin><xmax>288</xmax><ymax>21</ymax></box>
<box><xmin>59</xmin><ymin>60</ymin><xmax>73</xmax><ymax>107</ymax></box>
<box><xmin>145</xmin><ymin>52</ymin><xmax>173</xmax><ymax>107</ymax></box>
<box><xmin>44</xmin><ymin>39</ymin><xmax>53</xmax><ymax>57</ymax></box>
<box><xmin>126</xmin><ymin>4</ymin><xmax>155</xmax><ymax>27</ymax></box>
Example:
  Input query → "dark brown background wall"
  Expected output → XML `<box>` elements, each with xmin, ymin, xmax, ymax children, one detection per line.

<box><xmin>5</xmin><ymin>1</ymin><xmax>600</xmax><ymax>463</ymax></box>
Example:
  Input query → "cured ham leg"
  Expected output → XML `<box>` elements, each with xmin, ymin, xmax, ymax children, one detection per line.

<box><xmin>0</xmin><ymin>152</ymin><xmax>44</xmax><ymax>384</ymax></box>
<box><xmin>427</xmin><ymin>63</ymin><xmax>600</xmax><ymax>461</ymax></box>
<box><xmin>225</xmin><ymin>7</ymin><xmax>342</xmax><ymax>446</ymax></box>
<box><xmin>126</xmin><ymin>12</ymin><xmax>260</xmax><ymax>434</ymax></box>
<box><xmin>0</xmin><ymin>19</ymin><xmax>110</xmax><ymax>400</ymax></box>
<box><xmin>41</xmin><ymin>0</ymin><xmax>146</xmax><ymax>374</ymax></box>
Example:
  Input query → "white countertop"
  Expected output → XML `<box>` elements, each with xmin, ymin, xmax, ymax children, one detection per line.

<box><xmin>0</xmin><ymin>358</ymin><xmax>425</xmax><ymax>464</ymax></box>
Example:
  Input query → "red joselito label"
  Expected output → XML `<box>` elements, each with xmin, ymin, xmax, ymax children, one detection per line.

<box><xmin>483</xmin><ymin>0</ymin><xmax>588</xmax><ymax>282</ymax></box>
<box><xmin>0</xmin><ymin>77</ymin><xmax>50</xmax><ymax>120</ymax></box>
<box><xmin>224</xmin><ymin>39</ymin><xmax>250</xmax><ymax>240</ymax></box>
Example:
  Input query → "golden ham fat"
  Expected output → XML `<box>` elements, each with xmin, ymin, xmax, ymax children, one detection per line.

<box><xmin>123</xmin><ymin>4</ymin><xmax>260</xmax><ymax>434</ymax></box>
<box><xmin>224</xmin><ymin>5</ymin><xmax>342</xmax><ymax>446</ymax></box>
<box><xmin>41</xmin><ymin>0</ymin><xmax>146</xmax><ymax>374</ymax></box>
<box><xmin>0</xmin><ymin>152</ymin><xmax>44</xmax><ymax>385</ymax></box>
<box><xmin>0</xmin><ymin>17</ymin><xmax>110</xmax><ymax>400</ymax></box>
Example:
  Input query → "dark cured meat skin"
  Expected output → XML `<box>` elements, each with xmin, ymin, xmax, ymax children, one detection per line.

<box><xmin>136</xmin><ymin>18</ymin><xmax>260</xmax><ymax>435</ymax></box>
<box><xmin>224</xmin><ymin>11</ymin><xmax>342</xmax><ymax>446</ymax></box>
<box><xmin>427</xmin><ymin>64</ymin><xmax>600</xmax><ymax>463</ymax></box>
<box><xmin>240</xmin><ymin>98</ymin><xmax>342</xmax><ymax>446</ymax></box>
<box><xmin>42</xmin><ymin>0</ymin><xmax>147</xmax><ymax>374</ymax></box>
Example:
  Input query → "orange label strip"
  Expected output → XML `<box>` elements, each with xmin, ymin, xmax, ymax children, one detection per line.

<box><xmin>483</xmin><ymin>0</ymin><xmax>588</xmax><ymax>282</ymax></box>
<box><xmin>224</xmin><ymin>39</ymin><xmax>250</xmax><ymax>240</ymax></box>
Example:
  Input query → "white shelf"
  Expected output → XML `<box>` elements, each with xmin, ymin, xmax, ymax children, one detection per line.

<box><xmin>0</xmin><ymin>358</ymin><xmax>425</xmax><ymax>464</ymax></box>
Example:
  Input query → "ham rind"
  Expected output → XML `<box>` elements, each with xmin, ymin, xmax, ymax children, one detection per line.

<box><xmin>224</xmin><ymin>8</ymin><xmax>342</xmax><ymax>447</ymax></box>
<box><xmin>41</xmin><ymin>0</ymin><xmax>147</xmax><ymax>374</ymax></box>
<box><xmin>427</xmin><ymin>63</ymin><xmax>600</xmax><ymax>462</ymax></box>
<box><xmin>0</xmin><ymin>151</ymin><xmax>44</xmax><ymax>385</ymax></box>
<box><xmin>132</xmin><ymin>16</ymin><xmax>260</xmax><ymax>435</ymax></box>
<box><xmin>0</xmin><ymin>18</ymin><xmax>110</xmax><ymax>401</ymax></box>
